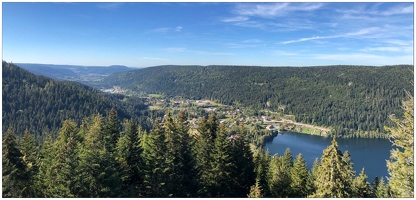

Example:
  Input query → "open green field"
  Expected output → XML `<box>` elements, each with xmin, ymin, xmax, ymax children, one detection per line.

<box><xmin>149</xmin><ymin>105</ymin><xmax>162</xmax><ymax>110</ymax></box>
<box><xmin>148</xmin><ymin>94</ymin><xmax>164</xmax><ymax>98</ymax></box>
<box><xmin>300</xmin><ymin>126</ymin><xmax>322</xmax><ymax>135</ymax></box>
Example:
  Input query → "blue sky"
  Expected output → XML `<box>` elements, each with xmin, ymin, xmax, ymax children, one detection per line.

<box><xmin>2</xmin><ymin>2</ymin><xmax>414</xmax><ymax>67</ymax></box>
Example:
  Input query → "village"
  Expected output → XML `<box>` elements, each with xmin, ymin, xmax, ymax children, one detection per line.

<box><xmin>143</xmin><ymin>95</ymin><xmax>331</xmax><ymax>137</ymax></box>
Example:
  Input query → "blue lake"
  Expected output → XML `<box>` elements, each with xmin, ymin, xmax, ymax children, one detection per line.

<box><xmin>264</xmin><ymin>131</ymin><xmax>393</xmax><ymax>181</ymax></box>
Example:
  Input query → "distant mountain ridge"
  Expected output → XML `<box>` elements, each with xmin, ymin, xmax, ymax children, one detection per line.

<box><xmin>15</xmin><ymin>63</ymin><xmax>134</xmax><ymax>87</ymax></box>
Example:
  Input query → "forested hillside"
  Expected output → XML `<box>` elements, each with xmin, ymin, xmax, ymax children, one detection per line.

<box><xmin>2</xmin><ymin>62</ymin><xmax>153</xmax><ymax>141</ymax></box>
<box><xmin>104</xmin><ymin>65</ymin><xmax>414</xmax><ymax>137</ymax></box>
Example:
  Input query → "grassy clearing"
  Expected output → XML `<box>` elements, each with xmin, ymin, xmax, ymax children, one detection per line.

<box><xmin>148</xmin><ymin>94</ymin><xmax>164</xmax><ymax>98</ymax></box>
<box><xmin>300</xmin><ymin>126</ymin><xmax>322</xmax><ymax>135</ymax></box>
<box><xmin>149</xmin><ymin>105</ymin><xmax>162</xmax><ymax>110</ymax></box>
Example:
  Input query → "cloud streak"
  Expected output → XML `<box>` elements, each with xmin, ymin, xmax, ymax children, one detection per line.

<box><xmin>281</xmin><ymin>27</ymin><xmax>381</xmax><ymax>44</ymax></box>
<box><xmin>150</xmin><ymin>26</ymin><xmax>183</xmax><ymax>33</ymax></box>
<box><xmin>233</xmin><ymin>3</ymin><xmax>323</xmax><ymax>18</ymax></box>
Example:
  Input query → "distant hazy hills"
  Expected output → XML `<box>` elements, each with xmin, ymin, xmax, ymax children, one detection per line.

<box><xmin>15</xmin><ymin>63</ymin><xmax>134</xmax><ymax>87</ymax></box>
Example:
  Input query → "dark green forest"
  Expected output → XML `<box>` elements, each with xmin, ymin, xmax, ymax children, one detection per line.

<box><xmin>2</xmin><ymin>62</ymin><xmax>160</xmax><ymax>141</ymax></box>
<box><xmin>105</xmin><ymin>64</ymin><xmax>413</xmax><ymax>137</ymax></box>
<box><xmin>0</xmin><ymin>109</ymin><xmax>396</xmax><ymax>198</ymax></box>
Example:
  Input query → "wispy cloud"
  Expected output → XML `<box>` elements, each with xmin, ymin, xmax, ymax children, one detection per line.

<box><xmin>381</xmin><ymin>4</ymin><xmax>413</xmax><ymax>15</ymax></box>
<box><xmin>383</xmin><ymin>39</ymin><xmax>412</xmax><ymax>46</ymax></box>
<box><xmin>281</xmin><ymin>27</ymin><xmax>380</xmax><ymax>44</ymax></box>
<box><xmin>360</xmin><ymin>47</ymin><xmax>402</xmax><ymax>52</ymax></box>
<box><xmin>233</xmin><ymin>3</ymin><xmax>323</xmax><ymax>18</ymax></box>
<box><xmin>150</xmin><ymin>26</ymin><xmax>183</xmax><ymax>33</ymax></box>
<box><xmin>220</xmin><ymin>16</ymin><xmax>249</xmax><ymax>22</ymax></box>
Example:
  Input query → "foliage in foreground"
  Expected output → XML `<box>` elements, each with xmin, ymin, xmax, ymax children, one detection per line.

<box><xmin>5</xmin><ymin>108</ymin><xmax>410</xmax><ymax>198</ymax></box>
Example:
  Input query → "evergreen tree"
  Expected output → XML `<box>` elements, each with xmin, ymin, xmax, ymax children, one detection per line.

<box><xmin>370</xmin><ymin>176</ymin><xmax>380</xmax><ymax>198</ymax></box>
<box><xmin>2</xmin><ymin>127</ymin><xmax>27</xmax><ymax>198</ymax></box>
<box><xmin>208</xmin><ymin>123</ymin><xmax>235</xmax><ymax>197</ymax></box>
<box><xmin>267</xmin><ymin>153</ymin><xmax>292</xmax><ymax>197</ymax></box>
<box><xmin>44</xmin><ymin>120</ymin><xmax>80</xmax><ymax>197</ymax></box>
<box><xmin>116</xmin><ymin>119</ymin><xmax>144</xmax><ymax>197</ymax></box>
<box><xmin>341</xmin><ymin>150</ymin><xmax>355</xmax><ymax>194</ymax></box>
<box><xmin>247</xmin><ymin>180</ymin><xmax>263</xmax><ymax>198</ymax></box>
<box><xmin>142</xmin><ymin>118</ymin><xmax>169</xmax><ymax>197</ymax></box>
<box><xmin>311</xmin><ymin>137</ymin><xmax>353</xmax><ymax>197</ymax></box>
<box><xmin>352</xmin><ymin>168</ymin><xmax>371</xmax><ymax>197</ymax></box>
<box><xmin>290</xmin><ymin>153</ymin><xmax>310</xmax><ymax>197</ymax></box>
<box><xmin>228</xmin><ymin>124</ymin><xmax>255</xmax><ymax>197</ymax></box>
<box><xmin>35</xmin><ymin>134</ymin><xmax>54</xmax><ymax>197</ymax></box>
<box><xmin>194</xmin><ymin>115</ymin><xmax>216</xmax><ymax>196</ymax></box>
<box><xmin>386</xmin><ymin>93</ymin><xmax>414</xmax><ymax>198</ymax></box>
<box><xmin>375</xmin><ymin>177</ymin><xmax>390</xmax><ymax>198</ymax></box>
<box><xmin>104</xmin><ymin>108</ymin><xmax>121</xmax><ymax>153</ymax></box>
<box><xmin>162</xmin><ymin>110</ymin><xmax>197</xmax><ymax>197</ymax></box>
<box><xmin>77</xmin><ymin>115</ymin><xmax>120</xmax><ymax>197</ymax></box>
<box><xmin>307</xmin><ymin>158</ymin><xmax>320</xmax><ymax>196</ymax></box>
<box><xmin>19</xmin><ymin>129</ymin><xmax>38</xmax><ymax>197</ymax></box>
<box><xmin>252</xmin><ymin>149</ymin><xmax>271</xmax><ymax>197</ymax></box>
<box><xmin>248</xmin><ymin>148</ymin><xmax>270</xmax><ymax>198</ymax></box>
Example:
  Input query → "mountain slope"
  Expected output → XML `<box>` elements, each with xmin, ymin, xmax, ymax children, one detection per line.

<box><xmin>104</xmin><ymin>64</ymin><xmax>414</xmax><ymax>137</ymax></box>
<box><xmin>2</xmin><ymin>61</ymin><xmax>149</xmax><ymax>139</ymax></box>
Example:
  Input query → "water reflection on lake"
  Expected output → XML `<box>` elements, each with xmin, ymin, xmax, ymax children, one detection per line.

<box><xmin>264</xmin><ymin>131</ymin><xmax>392</xmax><ymax>181</ymax></box>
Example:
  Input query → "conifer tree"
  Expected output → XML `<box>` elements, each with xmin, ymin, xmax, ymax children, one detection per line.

<box><xmin>142</xmin><ymin>118</ymin><xmax>169</xmax><ymax>197</ymax></box>
<box><xmin>2</xmin><ymin>127</ymin><xmax>27</xmax><ymax>198</ymax></box>
<box><xmin>77</xmin><ymin>115</ymin><xmax>120</xmax><ymax>197</ymax></box>
<box><xmin>162</xmin><ymin>110</ymin><xmax>197</xmax><ymax>197</ymax></box>
<box><xmin>248</xmin><ymin>148</ymin><xmax>270</xmax><ymax>197</ymax></box>
<box><xmin>44</xmin><ymin>120</ymin><xmax>80</xmax><ymax>197</ymax></box>
<box><xmin>208</xmin><ymin>123</ymin><xmax>235</xmax><ymax>197</ymax></box>
<box><xmin>19</xmin><ymin>129</ymin><xmax>38</xmax><ymax>197</ymax></box>
<box><xmin>352</xmin><ymin>168</ymin><xmax>371</xmax><ymax>197</ymax></box>
<box><xmin>116</xmin><ymin>119</ymin><xmax>144</xmax><ymax>197</ymax></box>
<box><xmin>386</xmin><ymin>93</ymin><xmax>414</xmax><ymax>198</ymax></box>
<box><xmin>173</xmin><ymin>110</ymin><xmax>199</xmax><ymax>197</ymax></box>
<box><xmin>375</xmin><ymin>177</ymin><xmax>390</xmax><ymax>198</ymax></box>
<box><xmin>290</xmin><ymin>153</ymin><xmax>310</xmax><ymax>197</ymax></box>
<box><xmin>247</xmin><ymin>180</ymin><xmax>263</xmax><ymax>198</ymax></box>
<box><xmin>194</xmin><ymin>115</ymin><xmax>216</xmax><ymax>196</ymax></box>
<box><xmin>252</xmin><ymin>149</ymin><xmax>271</xmax><ymax>197</ymax></box>
<box><xmin>311</xmin><ymin>137</ymin><xmax>353</xmax><ymax>198</ymax></box>
<box><xmin>229</xmin><ymin>124</ymin><xmax>255</xmax><ymax>197</ymax></box>
<box><xmin>267</xmin><ymin>153</ymin><xmax>292</xmax><ymax>197</ymax></box>
<box><xmin>307</xmin><ymin>158</ymin><xmax>320</xmax><ymax>196</ymax></box>
<box><xmin>35</xmin><ymin>134</ymin><xmax>54</xmax><ymax>197</ymax></box>
<box><xmin>341</xmin><ymin>150</ymin><xmax>355</xmax><ymax>195</ymax></box>
<box><xmin>104</xmin><ymin>108</ymin><xmax>121</xmax><ymax>153</ymax></box>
